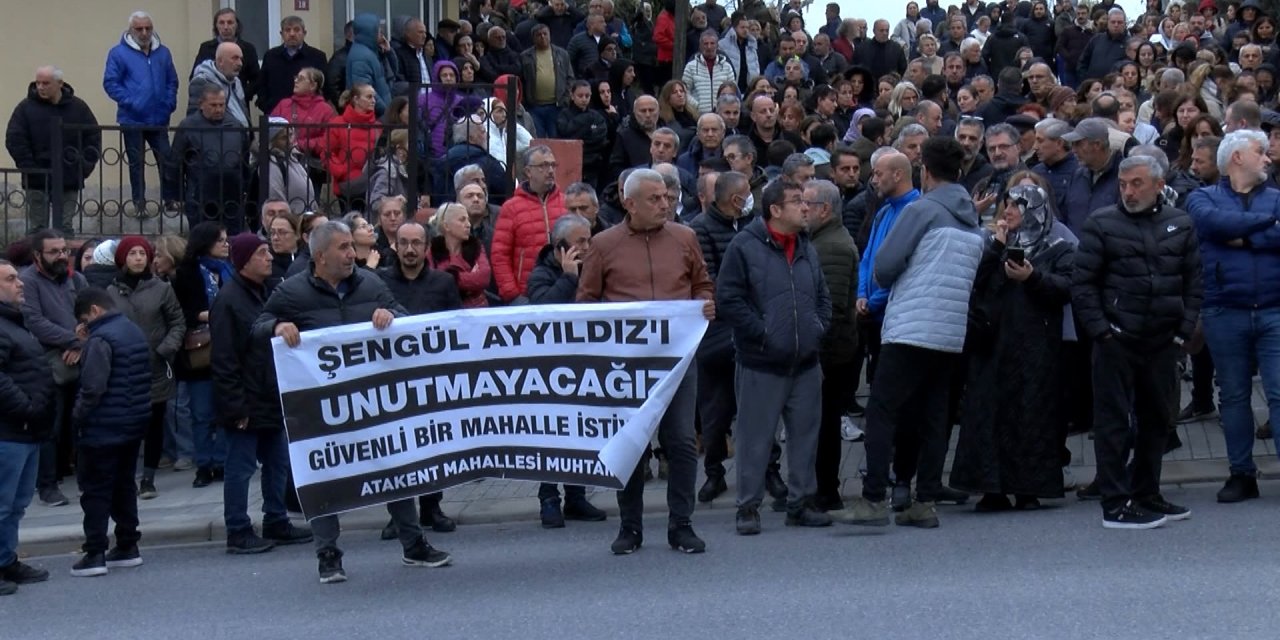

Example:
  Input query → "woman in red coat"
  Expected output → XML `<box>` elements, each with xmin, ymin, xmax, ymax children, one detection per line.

<box><xmin>270</xmin><ymin>67</ymin><xmax>335</xmax><ymax>163</ymax></box>
<box><xmin>429</xmin><ymin>203</ymin><xmax>491</xmax><ymax>308</ymax></box>
<box><xmin>325</xmin><ymin>83</ymin><xmax>381</xmax><ymax>210</ymax></box>
<box><xmin>653</xmin><ymin>0</ymin><xmax>677</xmax><ymax>88</ymax></box>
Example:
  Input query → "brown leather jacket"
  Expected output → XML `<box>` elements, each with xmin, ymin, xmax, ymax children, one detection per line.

<box><xmin>576</xmin><ymin>219</ymin><xmax>714</xmax><ymax>303</ymax></box>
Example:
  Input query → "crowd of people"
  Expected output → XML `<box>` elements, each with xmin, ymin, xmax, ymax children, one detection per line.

<box><xmin>2</xmin><ymin>0</ymin><xmax>1279</xmax><ymax>592</ymax></box>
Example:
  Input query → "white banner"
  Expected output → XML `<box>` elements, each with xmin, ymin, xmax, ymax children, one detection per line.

<box><xmin>271</xmin><ymin>301</ymin><xmax>708</xmax><ymax>519</ymax></box>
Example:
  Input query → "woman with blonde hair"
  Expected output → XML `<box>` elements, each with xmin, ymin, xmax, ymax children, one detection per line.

<box><xmin>657</xmin><ymin>79</ymin><xmax>699</xmax><ymax>143</ymax></box>
<box><xmin>887</xmin><ymin>81</ymin><xmax>920</xmax><ymax>122</ymax></box>
<box><xmin>429</xmin><ymin>203</ymin><xmax>491</xmax><ymax>308</ymax></box>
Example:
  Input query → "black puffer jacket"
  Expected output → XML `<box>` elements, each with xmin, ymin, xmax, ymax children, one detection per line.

<box><xmin>688</xmin><ymin>203</ymin><xmax>755</xmax><ymax>360</ymax></box>
<box><xmin>1071</xmin><ymin>202</ymin><xmax>1203</xmax><ymax>351</ymax></box>
<box><xmin>252</xmin><ymin>267</ymin><xmax>409</xmax><ymax>339</ymax></box>
<box><xmin>526</xmin><ymin>244</ymin><xmax>578</xmax><ymax>304</ymax></box>
<box><xmin>211</xmin><ymin>274</ymin><xmax>280</xmax><ymax>430</ymax></box>
<box><xmin>608</xmin><ymin>115</ymin><xmax>654</xmax><ymax>182</ymax></box>
<box><xmin>4</xmin><ymin>82</ymin><xmax>101</xmax><ymax>191</ymax></box>
<box><xmin>378</xmin><ymin>261</ymin><xmax>462</xmax><ymax>315</ymax></box>
<box><xmin>982</xmin><ymin>25</ymin><xmax>1030</xmax><ymax>73</ymax></box>
<box><xmin>557</xmin><ymin>104</ymin><xmax>610</xmax><ymax>169</ymax></box>
<box><xmin>1018</xmin><ymin>15</ymin><xmax>1056</xmax><ymax>61</ymax></box>
<box><xmin>107</xmin><ymin>273</ymin><xmax>186</xmax><ymax>403</ymax></box>
<box><xmin>0</xmin><ymin>303</ymin><xmax>54</xmax><ymax>443</ymax></box>
<box><xmin>716</xmin><ymin>218</ymin><xmax>832</xmax><ymax>375</ymax></box>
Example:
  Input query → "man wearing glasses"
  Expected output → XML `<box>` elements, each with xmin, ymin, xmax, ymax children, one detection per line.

<box><xmin>491</xmin><ymin>145</ymin><xmax>567</xmax><ymax>304</ymax></box>
<box><xmin>19</xmin><ymin>230</ymin><xmax>87</xmax><ymax>508</ymax></box>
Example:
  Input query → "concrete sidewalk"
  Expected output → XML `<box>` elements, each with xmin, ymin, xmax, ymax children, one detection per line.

<box><xmin>17</xmin><ymin>382</ymin><xmax>1278</xmax><ymax>558</ymax></box>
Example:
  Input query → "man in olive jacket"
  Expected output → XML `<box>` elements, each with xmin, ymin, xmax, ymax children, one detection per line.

<box><xmin>804</xmin><ymin>179</ymin><xmax>859</xmax><ymax>512</ymax></box>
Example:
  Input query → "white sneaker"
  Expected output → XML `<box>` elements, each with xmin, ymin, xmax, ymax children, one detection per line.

<box><xmin>841</xmin><ymin>416</ymin><xmax>865</xmax><ymax>442</ymax></box>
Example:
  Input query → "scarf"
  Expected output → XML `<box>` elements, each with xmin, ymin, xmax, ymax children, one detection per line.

<box><xmin>198</xmin><ymin>256</ymin><xmax>234</xmax><ymax>306</ymax></box>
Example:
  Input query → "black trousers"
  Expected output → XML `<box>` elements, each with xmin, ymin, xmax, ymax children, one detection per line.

<box><xmin>77</xmin><ymin>439</ymin><xmax>143</xmax><ymax>554</ymax></box>
<box><xmin>1190</xmin><ymin>346</ymin><xmax>1216</xmax><ymax>408</ymax></box>
<box><xmin>1092</xmin><ymin>339</ymin><xmax>1179</xmax><ymax>511</ymax></box>
<box><xmin>697</xmin><ymin>354</ymin><xmax>736</xmax><ymax>478</ymax></box>
<box><xmin>141</xmin><ymin>402</ymin><xmax>168</xmax><ymax>475</ymax></box>
<box><xmin>863</xmin><ymin>344</ymin><xmax>956</xmax><ymax>502</ymax></box>
<box><xmin>817</xmin><ymin>359</ymin><xmax>857</xmax><ymax>499</ymax></box>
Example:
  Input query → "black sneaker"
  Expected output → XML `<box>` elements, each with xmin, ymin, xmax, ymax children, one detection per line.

<box><xmin>105</xmin><ymin>546</ymin><xmax>142</xmax><ymax>568</ymax></box>
<box><xmin>1102</xmin><ymin>500</ymin><xmax>1167</xmax><ymax>530</ymax></box>
<box><xmin>192</xmin><ymin>468</ymin><xmax>213</xmax><ymax>488</ymax></box>
<box><xmin>1176</xmin><ymin>401</ymin><xmax>1217</xmax><ymax>423</ymax></box>
<box><xmin>1258</xmin><ymin>420</ymin><xmax>1273</xmax><ymax>440</ymax></box>
<box><xmin>1076</xmin><ymin>479</ymin><xmax>1102</xmax><ymax>500</ymax></box>
<box><xmin>262</xmin><ymin>522</ymin><xmax>314</xmax><ymax>545</ymax></box>
<box><xmin>420</xmin><ymin>503</ymin><xmax>457</xmax><ymax>533</ymax></box>
<box><xmin>211</xmin><ymin>466</ymin><xmax>225</xmax><ymax>482</ymax></box>
<box><xmin>0</xmin><ymin>579</ymin><xmax>14</xmax><ymax>596</ymax></box>
<box><xmin>1138</xmin><ymin>495</ymin><xmax>1191</xmax><ymax>521</ymax></box>
<box><xmin>317</xmin><ymin>549</ymin><xmax>346</xmax><ymax>584</ymax></box>
<box><xmin>611</xmin><ymin>528</ymin><xmax>642</xmax><ymax>554</ymax></box>
<box><xmin>764</xmin><ymin>469</ymin><xmax>788</xmax><ymax>500</ymax></box>
<box><xmin>402</xmin><ymin>538</ymin><xmax>452</xmax><ymax>568</ymax></box>
<box><xmin>785</xmin><ymin>505</ymin><xmax>833</xmax><ymax>527</ymax></box>
<box><xmin>38</xmin><ymin>487</ymin><xmax>68</xmax><ymax>507</ymax></box>
<box><xmin>813</xmin><ymin>494</ymin><xmax>845</xmax><ymax>512</ymax></box>
<box><xmin>667</xmin><ymin>525</ymin><xmax>706</xmax><ymax>553</ymax></box>
<box><xmin>1217</xmin><ymin>473</ymin><xmax>1261</xmax><ymax>503</ymax></box>
<box><xmin>564</xmin><ymin>497</ymin><xmax>607</xmax><ymax>522</ymax></box>
<box><xmin>846</xmin><ymin>400</ymin><xmax>866</xmax><ymax>418</ymax></box>
<box><xmin>735</xmin><ymin>506</ymin><xmax>761</xmax><ymax>535</ymax></box>
<box><xmin>380</xmin><ymin>518</ymin><xmax>397</xmax><ymax>541</ymax></box>
<box><xmin>696</xmin><ymin>474</ymin><xmax>728</xmax><ymax>503</ymax></box>
<box><xmin>70</xmin><ymin>553</ymin><xmax>107</xmax><ymax>578</ymax></box>
<box><xmin>138</xmin><ymin>479</ymin><xmax>157</xmax><ymax>500</ymax></box>
<box><xmin>226</xmin><ymin>530</ymin><xmax>276</xmax><ymax>555</ymax></box>
<box><xmin>0</xmin><ymin>560</ymin><xmax>49</xmax><ymax>584</ymax></box>
<box><xmin>974</xmin><ymin>493</ymin><xmax>1013</xmax><ymax>513</ymax></box>
<box><xmin>540</xmin><ymin>499</ymin><xmax>565</xmax><ymax>528</ymax></box>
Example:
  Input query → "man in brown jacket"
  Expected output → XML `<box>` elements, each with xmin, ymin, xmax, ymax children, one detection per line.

<box><xmin>577</xmin><ymin>168</ymin><xmax>716</xmax><ymax>556</ymax></box>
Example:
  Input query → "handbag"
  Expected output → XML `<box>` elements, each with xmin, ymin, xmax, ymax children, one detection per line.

<box><xmin>182</xmin><ymin>324</ymin><xmax>213</xmax><ymax>372</ymax></box>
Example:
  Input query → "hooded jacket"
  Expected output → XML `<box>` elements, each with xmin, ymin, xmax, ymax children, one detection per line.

<box><xmin>982</xmin><ymin>23</ymin><xmax>1030</xmax><ymax>72</ymax></box>
<box><xmin>107</xmin><ymin>272</ymin><xmax>185</xmax><ymax>404</ymax></box>
<box><xmin>0</xmin><ymin>303</ymin><xmax>54</xmax><ymax>443</ymax></box>
<box><xmin>5</xmin><ymin>82</ymin><xmax>101</xmax><ymax>191</ymax></box>
<box><xmin>347</xmin><ymin>13</ymin><xmax>392</xmax><ymax>115</ymax></box>
<box><xmin>103</xmin><ymin>31</ymin><xmax>178</xmax><ymax>126</ymax></box>
<box><xmin>1018</xmin><ymin>11</ymin><xmax>1057</xmax><ymax>60</ymax></box>
<box><xmin>716</xmin><ymin>218</ymin><xmax>832</xmax><ymax>375</ymax></box>
<box><xmin>874</xmin><ymin>183</ymin><xmax>985</xmax><ymax>353</ymax></box>
<box><xmin>482</xmin><ymin>95</ymin><xmax>533</xmax><ymax>168</ymax></box>
<box><xmin>421</xmin><ymin>60</ymin><xmax>464</xmax><ymax>157</ymax></box>
<box><xmin>188</xmin><ymin>59</ymin><xmax>250</xmax><ymax>126</ymax></box>
<box><xmin>1186</xmin><ymin>178</ymin><xmax>1280</xmax><ymax>310</ymax></box>
<box><xmin>269</xmin><ymin>91</ymin><xmax>337</xmax><ymax>158</ymax></box>
<box><xmin>491</xmin><ymin>183</ymin><xmax>567</xmax><ymax>301</ymax></box>
<box><xmin>192</xmin><ymin>37</ymin><xmax>260</xmax><ymax>105</ymax></box>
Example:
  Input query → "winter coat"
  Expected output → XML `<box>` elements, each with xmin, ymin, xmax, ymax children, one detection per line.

<box><xmin>192</xmin><ymin>37</ymin><xmax>261</xmax><ymax>105</ymax></box>
<box><xmin>716</xmin><ymin>218</ymin><xmax>832</xmax><ymax>375</ymax></box>
<box><xmin>1057</xmin><ymin>24</ymin><xmax>1091</xmax><ymax>72</ymax></box>
<box><xmin>875</xmin><ymin>183</ymin><xmax>985</xmax><ymax>353</ymax></box>
<box><xmin>6</xmin><ymin>82</ymin><xmax>101</xmax><ymax>192</ymax></box>
<box><xmin>107</xmin><ymin>273</ymin><xmax>185</xmax><ymax>404</ymax></box>
<box><xmin>251</xmin><ymin>267</ymin><xmax>408</xmax><ymax>341</ymax></box>
<box><xmin>210</xmin><ymin>274</ymin><xmax>280</xmax><ymax>430</ymax></box>
<box><xmin>526</xmin><ymin>244</ymin><xmax>578</xmax><ymax>305</ymax></box>
<box><xmin>976</xmin><ymin>92</ymin><xmax>1028</xmax><ymax>126</ymax></box>
<box><xmin>428</xmin><ymin>236</ymin><xmax>492</xmax><ymax>308</ymax></box>
<box><xmin>654</xmin><ymin>10</ymin><xmax>676</xmax><ymax>64</ymax></box>
<box><xmin>1018</xmin><ymin>16</ymin><xmax>1056</xmax><ymax>60</ymax></box>
<box><xmin>1071</xmin><ymin>202</ymin><xmax>1203</xmax><ymax>350</ymax></box>
<box><xmin>631</xmin><ymin>16</ymin><xmax>658</xmax><ymax>66</ymax></box>
<box><xmin>347</xmin><ymin>13</ymin><xmax>392</xmax><ymax>115</ymax></box>
<box><xmin>557</xmin><ymin>104</ymin><xmax>610</xmax><ymax>167</ymax></box>
<box><xmin>491</xmin><ymin>184</ymin><xmax>567</xmax><ymax>301</ymax></box>
<box><xmin>258</xmin><ymin>43</ymin><xmax>327</xmax><ymax>114</ymax></box>
<box><xmin>326</xmin><ymin>43</ymin><xmax>351</xmax><ymax>106</ymax></box>
<box><xmin>378</xmin><ymin>261</ymin><xmax>462</xmax><ymax>315</ymax></box>
<box><xmin>982</xmin><ymin>25</ymin><xmax>1030</xmax><ymax>72</ymax></box>
<box><xmin>1031</xmin><ymin>154</ymin><xmax>1079</xmax><ymax>211</ymax></box>
<box><xmin>19</xmin><ymin>265</ymin><xmax>85</xmax><ymax>351</ymax></box>
<box><xmin>325</xmin><ymin>104</ymin><xmax>380</xmax><ymax>195</ymax></box>
<box><xmin>951</xmin><ymin>234</ymin><xmax>1074</xmax><ymax>498</ymax></box>
<box><xmin>857</xmin><ymin>189</ymin><xmax>920</xmax><ymax>320</ymax></box>
<box><xmin>0</xmin><ymin>303</ymin><xmax>54</xmax><ymax>443</ymax></box>
<box><xmin>536</xmin><ymin>6</ymin><xmax>584</xmax><ymax>49</ymax></box>
<box><xmin>82</xmin><ymin>265</ymin><xmax>116</xmax><ymax>289</ymax></box>
<box><xmin>188</xmin><ymin>59</ymin><xmax>249</xmax><ymax>126</ymax></box>
<box><xmin>391</xmin><ymin>39</ymin><xmax>432</xmax><ymax>89</ymax></box>
<box><xmin>1060</xmin><ymin>151</ymin><xmax>1121</xmax><ymax>233</ymax></box>
<box><xmin>365</xmin><ymin>153</ymin><xmax>406</xmax><ymax>213</ymax></box>
<box><xmin>270</xmin><ymin>92</ymin><xmax>336</xmax><ymax>159</ymax></box>
<box><xmin>893</xmin><ymin>17</ymin><xmax>921</xmax><ymax>53</ymax></box>
<box><xmin>102</xmin><ymin>31</ymin><xmax>178</xmax><ymax>126</ymax></box>
<box><xmin>421</xmin><ymin>60</ymin><xmax>465</xmax><ymax>157</ymax></box>
<box><xmin>689</xmin><ymin>204</ymin><xmax>754</xmax><ymax>361</ymax></box>
<box><xmin>608</xmin><ymin>116</ymin><xmax>655</xmax><ymax>181</ymax></box>
<box><xmin>480</xmin><ymin>46</ymin><xmax>523</xmax><ymax>82</ymax></box>
<box><xmin>169</xmin><ymin>112</ymin><xmax>249</xmax><ymax>213</ymax></box>
<box><xmin>268</xmin><ymin>149</ymin><xmax>318</xmax><ymax>214</ymax></box>
<box><xmin>810</xmin><ymin>217</ymin><xmax>860</xmax><ymax>365</ymax></box>
<box><xmin>718</xmin><ymin>33</ymin><xmax>760</xmax><ymax>87</ymax></box>
<box><xmin>856</xmin><ymin>38</ymin><xmax>909</xmax><ymax>79</ymax></box>
<box><xmin>1185</xmin><ymin>180</ymin><xmax>1280</xmax><ymax>310</ymax></box>
<box><xmin>682</xmin><ymin>53</ymin><xmax>737</xmax><ymax>114</ymax></box>
<box><xmin>567</xmin><ymin>31</ymin><xmax>603</xmax><ymax>78</ymax></box>
<box><xmin>444</xmin><ymin>142</ymin><xmax>513</xmax><ymax>203</ymax></box>
<box><xmin>519</xmin><ymin>45</ymin><xmax>575</xmax><ymax>107</ymax></box>
<box><xmin>1078</xmin><ymin>31</ymin><xmax>1128</xmax><ymax>82</ymax></box>
<box><xmin>676</xmin><ymin>138</ymin><xmax>719</xmax><ymax>177</ymax></box>
<box><xmin>482</xmin><ymin>95</ymin><xmax>533</xmax><ymax>168</ymax></box>
<box><xmin>72</xmin><ymin>312</ymin><xmax>151</xmax><ymax>446</ymax></box>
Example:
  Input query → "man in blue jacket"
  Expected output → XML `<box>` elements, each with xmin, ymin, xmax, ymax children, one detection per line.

<box><xmin>103</xmin><ymin>11</ymin><xmax>179</xmax><ymax>214</ymax></box>
<box><xmin>717</xmin><ymin>179</ymin><xmax>833</xmax><ymax>535</ymax></box>
<box><xmin>1186</xmin><ymin>130</ymin><xmax>1280</xmax><ymax>504</ymax></box>
<box><xmin>347</xmin><ymin>13</ymin><xmax>393</xmax><ymax>116</ymax></box>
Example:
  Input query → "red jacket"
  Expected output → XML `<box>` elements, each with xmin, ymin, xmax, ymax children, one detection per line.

<box><xmin>655</xmin><ymin>11</ymin><xmax>675</xmax><ymax>64</ymax></box>
<box><xmin>325</xmin><ymin>105</ymin><xmax>379</xmax><ymax>194</ymax></box>
<box><xmin>271</xmin><ymin>93</ymin><xmax>336</xmax><ymax>158</ymax></box>
<box><xmin>490</xmin><ymin>184</ymin><xmax>566</xmax><ymax>301</ymax></box>
<box><xmin>428</xmin><ymin>248</ymin><xmax>492</xmax><ymax>308</ymax></box>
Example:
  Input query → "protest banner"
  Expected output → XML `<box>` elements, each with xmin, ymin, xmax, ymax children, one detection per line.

<box><xmin>271</xmin><ymin>301</ymin><xmax>708</xmax><ymax>519</ymax></box>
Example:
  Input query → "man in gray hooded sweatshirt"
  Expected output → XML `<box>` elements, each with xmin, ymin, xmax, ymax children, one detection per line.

<box><xmin>831</xmin><ymin>135</ymin><xmax>984</xmax><ymax>530</ymax></box>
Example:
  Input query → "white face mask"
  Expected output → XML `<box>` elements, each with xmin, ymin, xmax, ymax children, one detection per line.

<box><xmin>742</xmin><ymin>193</ymin><xmax>755</xmax><ymax>215</ymax></box>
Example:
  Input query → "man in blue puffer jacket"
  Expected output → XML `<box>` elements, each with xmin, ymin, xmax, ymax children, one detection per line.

<box><xmin>1186</xmin><ymin>129</ymin><xmax>1280</xmax><ymax>504</ymax></box>
<box><xmin>347</xmin><ymin>13</ymin><xmax>393</xmax><ymax>116</ymax></box>
<box><xmin>103</xmin><ymin>11</ymin><xmax>179</xmax><ymax>211</ymax></box>
<box><xmin>67</xmin><ymin>288</ymin><xmax>152</xmax><ymax>578</ymax></box>
<box><xmin>717</xmin><ymin>179</ymin><xmax>833</xmax><ymax>535</ymax></box>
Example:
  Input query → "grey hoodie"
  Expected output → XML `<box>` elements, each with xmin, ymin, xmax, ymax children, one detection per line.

<box><xmin>188</xmin><ymin>59</ymin><xmax>249</xmax><ymax>127</ymax></box>
<box><xmin>874</xmin><ymin>182</ymin><xmax>984</xmax><ymax>353</ymax></box>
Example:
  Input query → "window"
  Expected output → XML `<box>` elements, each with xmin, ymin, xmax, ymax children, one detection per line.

<box><xmin>335</xmin><ymin>0</ymin><xmax>444</xmax><ymax>42</ymax></box>
<box><xmin>221</xmin><ymin>0</ymin><xmax>281</xmax><ymax>51</ymax></box>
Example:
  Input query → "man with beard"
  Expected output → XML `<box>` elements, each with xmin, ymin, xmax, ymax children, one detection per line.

<box><xmin>955</xmin><ymin>117</ymin><xmax>994</xmax><ymax>193</ymax></box>
<box><xmin>746</xmin><ymin>95</ymin><xmax>804</xmax><ymax>172</ymax></box>
<box><xmin>831</xmin><ymin>146</ymin><xmax>864</xmax><ymax>238</ymax></box>
<box><xmin>20</xmin><ymin>230</ymin><xmax>85</xmax><ymax>508</ymax></box>
<box><xmin>943</xmin><ymin>53</ymin><xmax>967</xmax><ymax>104</ymax></box>
<box><xmin>972</xmin><ymin>123</ymin><xmax>1027</xmax><ymax>217</ymax></box>
<box><xmin>1019</xmin><ymin>1</ymin><xmax>1057</xmax><ymax>61</ymax></box>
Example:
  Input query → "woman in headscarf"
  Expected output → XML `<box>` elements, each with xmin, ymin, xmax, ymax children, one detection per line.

<box><xmin>950</xmin><ymin>179</ymin><xmax>1076</xmax><ymax>513</ymax></box>
<box><xmin>421</xmin><ymin>60</ymin><xmax>463</xmax><ymax>158</ymax></box>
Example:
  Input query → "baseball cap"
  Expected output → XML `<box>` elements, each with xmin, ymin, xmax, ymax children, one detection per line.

<box><xmin>1060</xmin><ymin>118</ymin><xmax>1112</xmax><ymax>143</ymax></box>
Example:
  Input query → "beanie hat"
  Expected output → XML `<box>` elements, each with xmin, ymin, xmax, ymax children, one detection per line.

<box><xmin>267</xmin><ymin>116</ymin><xmax>290</xmax><ymax>144</ymax></box>
<box><xmin>114</xmin><ymin>236</ymin><xmax>154</xmax><ymax>269</ymax></box>
<box><xmin>228</xmin><ymin>232</ymin><xmax>267</xmax><ymax>272</ymax></box>
<box><xmin>92</xmin><ymin>239</ymin><xmax>119</xmax><ymax>266</ymax></box>
<box><xmin>1047</xmin><ymin>86</ymin><xmax>1077</xmax><ymax>114</ymax></box>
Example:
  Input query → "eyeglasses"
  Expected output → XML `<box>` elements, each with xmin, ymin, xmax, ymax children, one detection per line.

<box><xmin>528</xmin><ymin>162</ymin><xmax>558</xmax><ymax>170</ymax></box>
<box><xmin>802</xmin><ymin>200</ymin><xmax>825</xmax><ymax>208</ymax></box>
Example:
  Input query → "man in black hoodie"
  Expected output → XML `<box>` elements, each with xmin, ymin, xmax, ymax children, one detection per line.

<box><xmin>982</xmin><ymin>13</ymin><xmax>1029</xmax><ymax>72</ymax></box>
<box><xmin>976</xmin><ymin>67</ymin><xmax>1029</xmax><ymax>126</ymax></box>
<box><xmin>855</xmin><ymin>20</ymin><xmax>908</xmax><ymax>79</ymax></box>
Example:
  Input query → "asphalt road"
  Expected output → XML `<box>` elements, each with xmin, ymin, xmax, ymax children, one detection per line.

<box><xmin>5</xmin><ymin>482</ymin><xmax>1278</xmax><ymax>639</ymax></box>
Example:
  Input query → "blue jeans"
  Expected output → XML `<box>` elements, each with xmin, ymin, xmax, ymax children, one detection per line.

<box><xmin>529</xmin><ymin>104</ymin><xmax>559</xmax><ymax>138</ymax></box>
<box><xmin>163</xmin><ymin>397</ymin><xmax>193</xmax><ymax>461</ymax></box>
<box><xmin>121</xmin><ymin>127</ymin><xmax>178</xmax><ymax>203</ymax></box>
<box><xmin>0</xmin><ymin>441</ymin><xmax>40</xmax><ymax>568</ymax></box>
<box><xmin>223</xmin><ymin>429</ymin><xmax>290</xmax><ymax>535</ymax></box>
<box><xmin>182</xmin><ymin>380</ymin><xmax>225</xmax><ymax>469</ymax></box>
<box><xmin>1201</xmin><ymin>306</ymin><xmax>1280</xmax><ymax>475</ymax></box>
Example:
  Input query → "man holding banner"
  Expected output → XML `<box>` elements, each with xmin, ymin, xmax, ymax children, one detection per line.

<box><xmin>253</xmin><ymin>221</ymin><xmax>452</xmax><ymax>584</ymax></box>
<box><xmin>577</xmin><ymin>169</ymin><xmax>717</xmax><ymax>555</ymax></box>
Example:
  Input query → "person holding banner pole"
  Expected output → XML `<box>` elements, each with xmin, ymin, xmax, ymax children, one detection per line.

<box><xmin>577</xmin><ymin>169</ymin><xmax>716</xmax><ymax>555</ymax></box>
<box><xmin>526</xmin><ymin>214</ymin><xmax>609</xmax><ymax>528</ymax></box>
<box><xmin>252</xmin><ymin>220</ymin><xmax>451</xmax><ymax>584</ymax></box>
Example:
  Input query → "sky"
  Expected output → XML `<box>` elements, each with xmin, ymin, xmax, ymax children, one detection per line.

<box><xmin>802</xmin><ymin>0</ymin><xmax>1149</xmax><ymax>32</ymax></box>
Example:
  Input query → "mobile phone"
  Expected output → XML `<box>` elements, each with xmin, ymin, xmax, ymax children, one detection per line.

<box><xmin>1006</xmin><ymin>247</ymin><xmax>1026</xmax><ymax>265</ymax></box>
<box><xmin>557</xmin><ymin>239</ymin><xmax>571</xmax><ymax>252</ymax></box>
